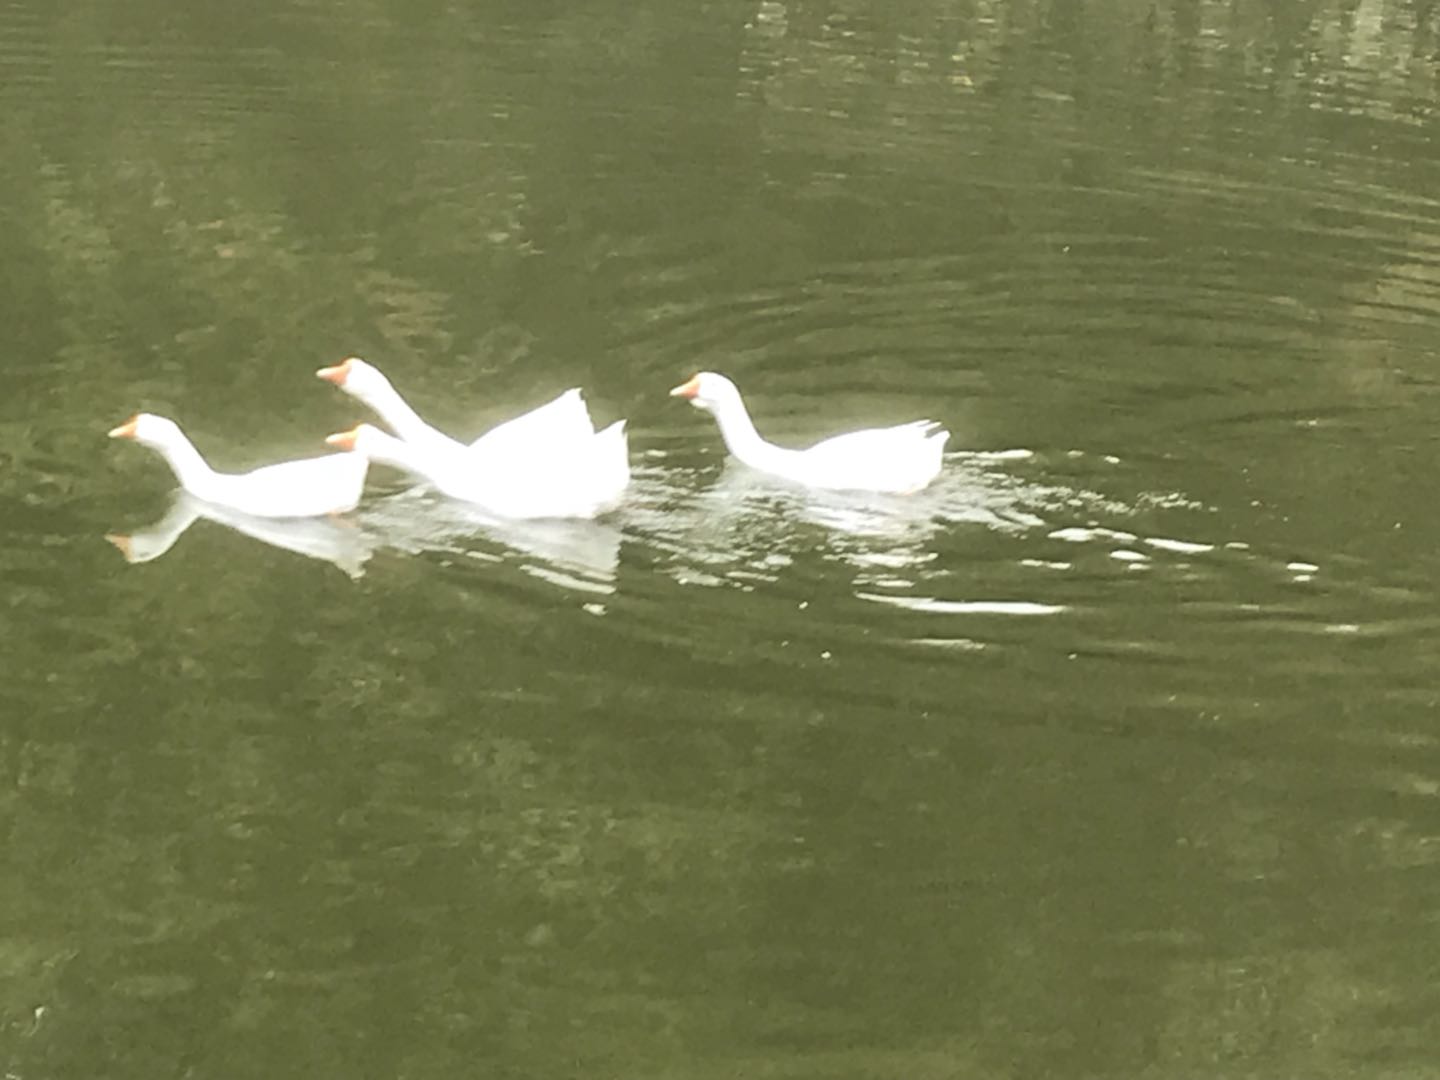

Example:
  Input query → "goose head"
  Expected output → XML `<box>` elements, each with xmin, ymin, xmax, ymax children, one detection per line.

<box><xmin>105</xmin><ymin>533</ymin><xmax>136</xmax><ymax>561</ymax></box>
<box><xmin>104</xmin><ymin>531</ymin><xmax>171</xmax><ymax>564</ymax></box>
<box><xmin>670</xmin><ymin>371</ymin><xmax>743</xmax><ymax>415</ymax></box>
<box><xmin>108</xmin><ymin>412</ymin><xmax>184</xmax><ymax>451</ymax></box>
<box><xmin>317</xmin><ymin>357</ymin><xmax>393</xmax><ymax>406</ymax></box>
<box><xmin>324</xmin><ymin>423</ymin><xmax>380</xmax><ymax>453</ymax></box>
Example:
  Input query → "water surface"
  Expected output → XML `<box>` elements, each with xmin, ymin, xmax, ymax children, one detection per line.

<box><xmin>5</xmin><ymin>1</ymin><xmax>1440</xmax><ymax>1076</ymax></box>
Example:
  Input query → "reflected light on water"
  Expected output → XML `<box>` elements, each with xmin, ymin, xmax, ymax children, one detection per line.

<box><xmin>856</xmin><ymin>593</ymin><xmax>1067</xmax><ymax>617</ymax></box>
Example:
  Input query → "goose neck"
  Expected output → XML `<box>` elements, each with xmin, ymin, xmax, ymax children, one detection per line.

<box><xmin>367</xmin><ymin>382</ymin><xmax>437</xmax><ymax>447</ymax></box>
<box><xmin>711</xmin><ymin>395</ymin><xmax>775</xmax><ymax>470</ymax></box>
<box><xmin>365</xmin><ymin>429</ymin><xmax>438</xmax><ymax>480</ymax></box>
<box><xmin>154</xmin><ymin>432</ymin><xmax>220</xmax><ymax>496</ymax></box>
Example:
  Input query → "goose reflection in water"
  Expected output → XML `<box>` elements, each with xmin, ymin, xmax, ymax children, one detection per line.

<box><xmin>107</xmin><ymin>486</ymin><xmax>622</xmax><ymax>590</ymax></box>
<box><xmin>106</xmin><ymin>493</ymin><xmax>374</xmax><ymax>579</ymax></box>
<box><xmin>626</xmin><ymin>449</ymin><xmax>1044</xmax><ymax>587</ymax></box>
<box><xmin>356</xmin><ymin>486</ymin><xmax>622</xmax><ymax>590</ymax></box>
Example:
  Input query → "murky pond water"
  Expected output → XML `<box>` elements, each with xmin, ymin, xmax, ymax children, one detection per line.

<box><xmin>4</xmin><ymin>0</ymin><xmax>1440</xmax><ymax>1076</ymax></box>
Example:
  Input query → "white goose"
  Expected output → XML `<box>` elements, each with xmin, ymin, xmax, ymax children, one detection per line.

<box><xmin>670</xmin><ymin>372</ymin><xmax>948</xmax><ymax>494</ymax></box>
<box><xmin>326</xmin><ymin>422</ymin><xmax>628</xmax><ymax>520</ymax></box>
<box><xmin>315</xmin><ymin>357</ymin><xmax>599</xmax><ymax>461</ymax></box>
<box><xmin>109</xmin><ymin>413</ymin><xmax>367</xmax><ymax>518</ymax></box>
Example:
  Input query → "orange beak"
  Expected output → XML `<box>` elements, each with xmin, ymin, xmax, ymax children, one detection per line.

<box><xmin>108</xmin><ymin>416</ymin><xmax>140</xmax><ymax>439</ymax></box>
<box><xmin>669</xmin><ymin>375</ymin><xmax>701</xmax><ymax>399</ymax></box>
<box><xmin>316</xmin><ymin>358</ymin><xmax>356</xmax><ymax>385</ymax></box>
<box><xmin>105</xmin><ymin>534</ymin><xmax>134</xmax><ymax>561</ymax></box>
<box><xmin>326</xmin><ymin>426</ymin><xmax>362</xmax><ymax>451</ymax></box>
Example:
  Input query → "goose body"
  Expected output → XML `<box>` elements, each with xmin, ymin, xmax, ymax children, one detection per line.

<box><xmin>109</xmin><ymin>413</ymin><xmax>367</xmax><ymax>518</ymax></box>
<box><xmin>329</xmin><ymin>422</ymin><xmax>628</xmax><ymax>520</ymax></box>
<box><xmin>316</xmin><ymin>357</ymin><xmax>599</xmax><ymax>461</ymax></box>
<box><xmin>671</xmin><ymin>372</ymin><xmax>948</xmax><ymax>493</ymax></box>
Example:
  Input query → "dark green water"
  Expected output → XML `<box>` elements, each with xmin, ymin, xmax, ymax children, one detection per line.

<box><xmin>5</xmin><ymin>1</ymin><xmax>1440</xmax><ymax>1076</ymax></box>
